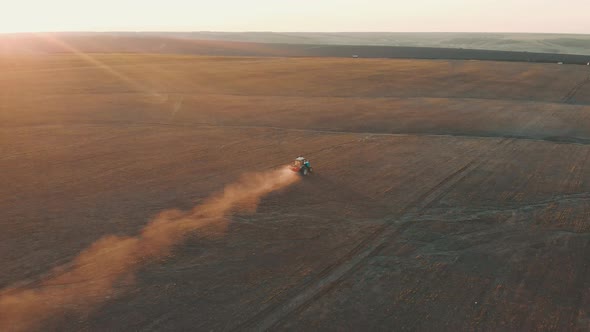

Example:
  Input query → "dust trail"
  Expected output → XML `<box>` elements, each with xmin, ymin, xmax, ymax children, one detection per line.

<box><xmin>0</xmin><ymin>167</ymin><xmax>299</xmax><ymax>332</ymax></box>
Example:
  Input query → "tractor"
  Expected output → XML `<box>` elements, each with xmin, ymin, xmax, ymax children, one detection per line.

<box><xmin>290</xmin><ymin>157</ymin><xmax>312</xmax><ymax>176</ymax></box>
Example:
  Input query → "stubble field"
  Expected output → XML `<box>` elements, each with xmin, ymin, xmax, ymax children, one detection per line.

<box><xmin>1</xmin><ymin>54</ymin><xmax>590</xmax><ymax>331</ymax></box>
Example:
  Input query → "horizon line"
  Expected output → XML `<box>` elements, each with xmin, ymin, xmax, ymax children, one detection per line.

<box><xmin>1</xmin><ymin>31</ymin><xmax>590</xmax><ymax>36</ymax></box>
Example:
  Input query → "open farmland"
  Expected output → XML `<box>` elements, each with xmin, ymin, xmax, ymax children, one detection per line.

<box><xmin>1</xmin><ymin>53</ymin><xmax>590</xmax><ymax>331</ymax></box>
<box><xmin>2</xmin><ymin>33</ymin><xmax>590</xmax><ymax>65</ymax></box>
<box><xmin>145</xmin><ymin>31</ymin><xmax>590</xmax><ymax>56</ymax></box>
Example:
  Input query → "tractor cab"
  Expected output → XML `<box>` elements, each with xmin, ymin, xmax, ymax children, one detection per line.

<box><xmin>290</xmin><ymin>157</ymin><xmax>312</xmax><ymax>175</ymax></box>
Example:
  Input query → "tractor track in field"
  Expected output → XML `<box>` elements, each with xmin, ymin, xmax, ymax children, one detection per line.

<box><xmin>143</xmin><ymin>122</ymin><xmax>590</xmax><ymax>146</ymax></box>
<box><xmin>13</xmin><ymin>120</ymin><xmax>590</xmax><ymax>146</ymax></box>
<box><xmin>3</xmin><ymin>90</ymin><xmax>590</xmax><ymax>106</ymax></box>
<box><xmin>20</xmin><ymin>119</ymin><xmax>590</xmax><ymax>145</ymax></box>
<box><xmin>234</xmin><ymin>138</ymin><xmax>514</xmax><ymax>331</ymax></box>
<box><xmin>125</xmin><ymin>122</ymin><xmax>590</xmax><ymax>146</ymax></box>
<box><xmin>570</xmin><ymin>237</ymin><xmax>590</xmax><ymax>328</ymax></box>
<box><xmin>562</xmin><ymin>72</ymin><xmax>590</xmax><ymax>104</ymax></box>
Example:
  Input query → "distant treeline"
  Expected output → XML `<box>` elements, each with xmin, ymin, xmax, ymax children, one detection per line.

<box><xmin>282</xmin><ymin>44</ymin><xmax>590</xmax><ymax>65</ymax></box>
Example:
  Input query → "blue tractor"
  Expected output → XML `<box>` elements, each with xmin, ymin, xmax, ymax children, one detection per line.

<box><xmin>290</xmin><ymin>156</ymin><xmax>313</xmax><ymax>176</ymax></box>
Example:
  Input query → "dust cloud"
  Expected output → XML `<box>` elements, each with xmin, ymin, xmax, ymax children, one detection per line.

<box><xmin>0</xmin><ymin>167</ymin><xmax>299</xmax><ymax>332</ymax></box>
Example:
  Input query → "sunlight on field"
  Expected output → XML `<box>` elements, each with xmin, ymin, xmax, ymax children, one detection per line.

<box><xmin>2</xmin><ymin>53</ymin><xmax>590</xmax><ymax>330</ymax></box>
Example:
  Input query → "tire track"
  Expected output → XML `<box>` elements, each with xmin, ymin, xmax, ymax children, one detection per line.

<box><xmin>234</xmin><ymin>138</ymin><xmax>512</xmax><ymax>331</ymax></box>
<box><xmin>7</xmin><ymin>120</ymin><xmax>590</xmax><ymax>146</ymax></box>
<box><xmin>571</xmin><ymin>238</ymin><xmax>590</xmax><ymax>329</ymax></box>
<box><xmin>562</xmin><ymin>72</ymin><xmax>590</xmax><ymax>104</ymax></box>
<box><xmin>123</xmin><ymin>121</ymin><xmax>590</xmax><ymax>146</ymax></box>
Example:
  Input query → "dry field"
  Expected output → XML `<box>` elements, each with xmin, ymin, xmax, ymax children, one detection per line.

<box><xmin>1</xmin><ymin>54</ymin><xmax>590</xmax><ymax>331</ymax></box>
<box><xmin>2</xmin><ymin>34</ymin><xmax>590</xmax><ymax>64</ymax></box>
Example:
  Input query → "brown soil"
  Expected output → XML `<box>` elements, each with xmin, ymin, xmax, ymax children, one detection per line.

<box><xmin>1</xmin><ymin>54</ymin><xmax>590</xmax><ymax>331</ymax></box>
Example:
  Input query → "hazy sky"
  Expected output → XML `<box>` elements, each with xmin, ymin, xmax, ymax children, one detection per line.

<box><xmin>1</xmin><ymin>0</ymin><xmax>589</xmax><ymax>34</ymax></box>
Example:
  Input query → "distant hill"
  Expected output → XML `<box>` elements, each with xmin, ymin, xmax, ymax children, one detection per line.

<box><xmin>134</xmin><ymin>32</ymin><xmax>590</xmax><ymax>56</ymax></box>
<box><xmin>1</xmin><ymin>33</ymin><xmax>589</xmax><ymax>65</ymax></box>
